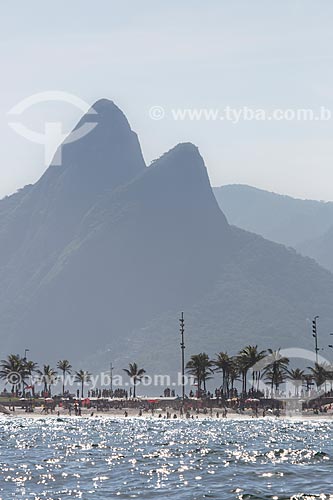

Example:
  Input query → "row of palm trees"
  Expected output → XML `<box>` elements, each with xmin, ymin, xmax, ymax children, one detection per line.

<box><xmin>0</xmin><ymin>355</ymin><xmax>91</xmax><ymax>397</ymax></box>
<box><xmin>1</xmin><ymin>347</ymin><xmax>332</xmax><ymax>400</ymax></box>
<box><xmin>186</xmin><ymin>346</ymin><xmax>333</xmax><ymax>397</ymax></box>
<box><xmin>0</xmin><ymin>355</ymin><xmax>147</xmax><ymax>399</ymax></box>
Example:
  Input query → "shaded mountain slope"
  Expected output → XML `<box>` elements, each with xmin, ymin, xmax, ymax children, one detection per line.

<box><xmin>0</xmin><ymin>100</ymin><xmax>146</xmax><ymax>326</ymax></box>
<box><xmin>214</xmin><ymin>184</ymin><xmax>333</xmax><ymax>249</ymax></box>
<box><xmin>1</xmin><ymin>143</ymin><xmax>232</xmax><ymax>360</ymax></box>
<box><xmin>126</xmin><ymin>227</ymin><xmax>333</xmax><ymax>376</ymax></box>
<box><xmin>300</xmin><ymin>226</ymin><xmax>333</xmax><ymax>273</ymax></box>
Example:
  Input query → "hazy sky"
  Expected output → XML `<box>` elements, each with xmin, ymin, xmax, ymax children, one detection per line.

<box><xmin>1</xmin><ymin>1</ymin><xmax>333</xmax><ymax>200</ymax></box>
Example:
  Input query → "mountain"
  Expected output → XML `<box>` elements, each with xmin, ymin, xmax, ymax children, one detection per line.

<box><xmin>1</xmin><ymin>103</ymin><xmax>333</xmax><ymax>382</ymax></box>
<box><xmin>0</xmin><ymin>99</ymin><xmax>146</xmax><ymax>341</ymax></box>
<box><xmin>0</xmin><ymin>99</ymin><xmax>145</xmax><ymax>266</ymax></box>
<box><xmin>214</xmin><ymin>184</ymin><xmax>333</xmax><ymax>272</ymax></box>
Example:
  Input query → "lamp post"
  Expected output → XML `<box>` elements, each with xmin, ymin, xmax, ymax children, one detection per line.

<box><xmin>312</xmin><ymin>316</ymin><xmax>319</xmax><ymax>364</ymax></box>
<box><xmin>180</xmin><ymin>312</ymin><xmax>185</xmax><ymax>403</ymax></box>
<box><xmin>110</xmin><ymin>362</ymin><xmax>113</xmax><ymax>397</ymax></box>
<box><xmin>23</xmin><ymin>349</ymin><xmax>29</xmax><ymax>361</ymax></box>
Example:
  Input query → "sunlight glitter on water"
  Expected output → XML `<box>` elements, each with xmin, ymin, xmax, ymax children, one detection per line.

<box><xmin>0</xmin><ymin>417</ymin><xmax>332</xmax><ymax>499</ymax></box>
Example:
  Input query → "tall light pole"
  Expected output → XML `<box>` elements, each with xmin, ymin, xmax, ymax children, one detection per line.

<box><xmin>110</xmin><ymin>362</ymin><xmax>113</xmax><ymax>397</ymax></box>
<box><xmin>24</xmin><ymin>349</ymin><xmax>29</xmax><ymax>361</ymax></box>
<box><xmin>180</xmin><ymin>312</ymin><xmax>185</xmax><ymax>403</ymax></box>
<box><xmin>312</xmin><ymin>316</ymin><xmax>319</xmax><ymax>364</ymax></box>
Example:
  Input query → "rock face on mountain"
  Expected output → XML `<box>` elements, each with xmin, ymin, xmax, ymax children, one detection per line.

<box><xmin>1</xmin><ymin>102</ymin><xmax>333</xmax><ymax>378</ymax></box>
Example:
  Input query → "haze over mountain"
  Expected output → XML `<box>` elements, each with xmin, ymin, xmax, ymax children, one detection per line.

<box><xmin>1</xmin><ymin>101</ymin><xmax>333</xmax><ymax>381</ymax></box>
<box><xmin>214</xmin><ymin>184</ymin><xmax>333</xmax><ymax>273</ymax></box>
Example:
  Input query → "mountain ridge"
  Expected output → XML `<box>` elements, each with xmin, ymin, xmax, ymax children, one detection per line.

<box><xmin>214</xmin><ymin>184</ymin><xmax>333</xmax><ymax>272</ymax></box>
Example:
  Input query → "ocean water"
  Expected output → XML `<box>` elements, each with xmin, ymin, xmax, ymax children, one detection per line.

<box><xmin>0</xmin><ymin>416</ymin><xmax>332</xmax><ymax>499</ymax></box>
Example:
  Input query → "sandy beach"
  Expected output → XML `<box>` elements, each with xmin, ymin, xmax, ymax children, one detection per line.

<box><xmin>2</xmin><ymin>406</ymin><xmax>332</xmax><ymax>422</ymax></box>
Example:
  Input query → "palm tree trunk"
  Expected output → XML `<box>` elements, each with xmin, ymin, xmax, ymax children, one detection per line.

<box><xmin>242</xmin><ymin>370</ymin><xmax>247</xmax><ymax>395</ymax></box>
<box><xmin>257</xmin><ymin>372</ymin><xmax>260</xmax><ymax>392</ymax></box>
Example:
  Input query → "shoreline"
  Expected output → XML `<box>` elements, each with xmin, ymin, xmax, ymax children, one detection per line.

<box><xmin>1</xmin><ymin>407</ymin><xmax>332</xmax><ymax>422</ymax></box>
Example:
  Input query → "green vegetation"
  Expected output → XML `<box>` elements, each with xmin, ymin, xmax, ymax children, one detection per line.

<box><xmin>0</xmin><ymin>349</ymin><xmax>332</xmax><ymax>401</ymax></box>
<box><xmin>74</xmin><ymin>370</ymin><xmax>92</xmax><ymax>398</ymax></box>
<box><xmin>57</xmin><ymin>360</ymin><xmax>72</xmax><ymax>396</ymax></box>
<box><xmin>123</xmin><ymin>363</ymin><xmax>146</xmax><ymax>398</ymax></box>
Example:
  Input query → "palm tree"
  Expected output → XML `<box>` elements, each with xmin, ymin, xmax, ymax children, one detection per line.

<box><xmin>287</xmin><ymin>368</ymin><xmax>305</xmax><ymax>396</ymax></box>
<box><xmin>74</xmin><ymin>370</ymin><xmax>92</xmax><ymax>398</ymax></box>
<box><xmin>263</xmin><ymin>349</ymin><xmax>289</xmax><ymax>392</ymax></box>
<box><xmin>123</xmin><ymin>363</ymin><xmax>146</xmax><ymax>398</ymax></box>
<box><xmin>24</xmin><ymin>360</ymin><xmax>39</xmax><ymax>396</ymax></box>
<box><xmin>237</xmin><ymin>345</ymin><xmax>266</xmax><ymax>395</ymax></box>
<box><xmin>264</xmin><ymin>366</ymin><xmax>286</xmax><ymax>391</ymax></box>
<box><xmin>0</xmin><ymin>354</ymin><xmax>26</xmax><ymax>394</ymax></box>
<box><xmin>37</xmin><ymin>365</ymin><xmax>58</xmax><ymax>396</ymax></box>
<box><xmin>326</xmin><ymin>364</ymin><xmax>333</xmax><ymax>391</ymax></box>
<box><xmin>303</xmin><ymin>373</ymin><xmax>313</xmax><ymax>392</ymax></box>
<box><xmin>57</xmin><ymin>360</ymin><xmax>72</xmax><ymax>396</ymax></box>
<box><xmin>213</xmin><ymin>352</ymin><xmax>231</xmax><ymax>397</ymax></box>
<box><xmin>228</xmin><ymin>357</ymin><xmax>240</xmax><ymax>396</ymax></box>
<box><xmin>307</xmin><ymin>363</ymin><xmax>329</xmax><ymax>390</ymax></box>
<box><xmin>186</xmin><ymin>353</ymin><xmax>213</xmax><ymax>396</ymax></box>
